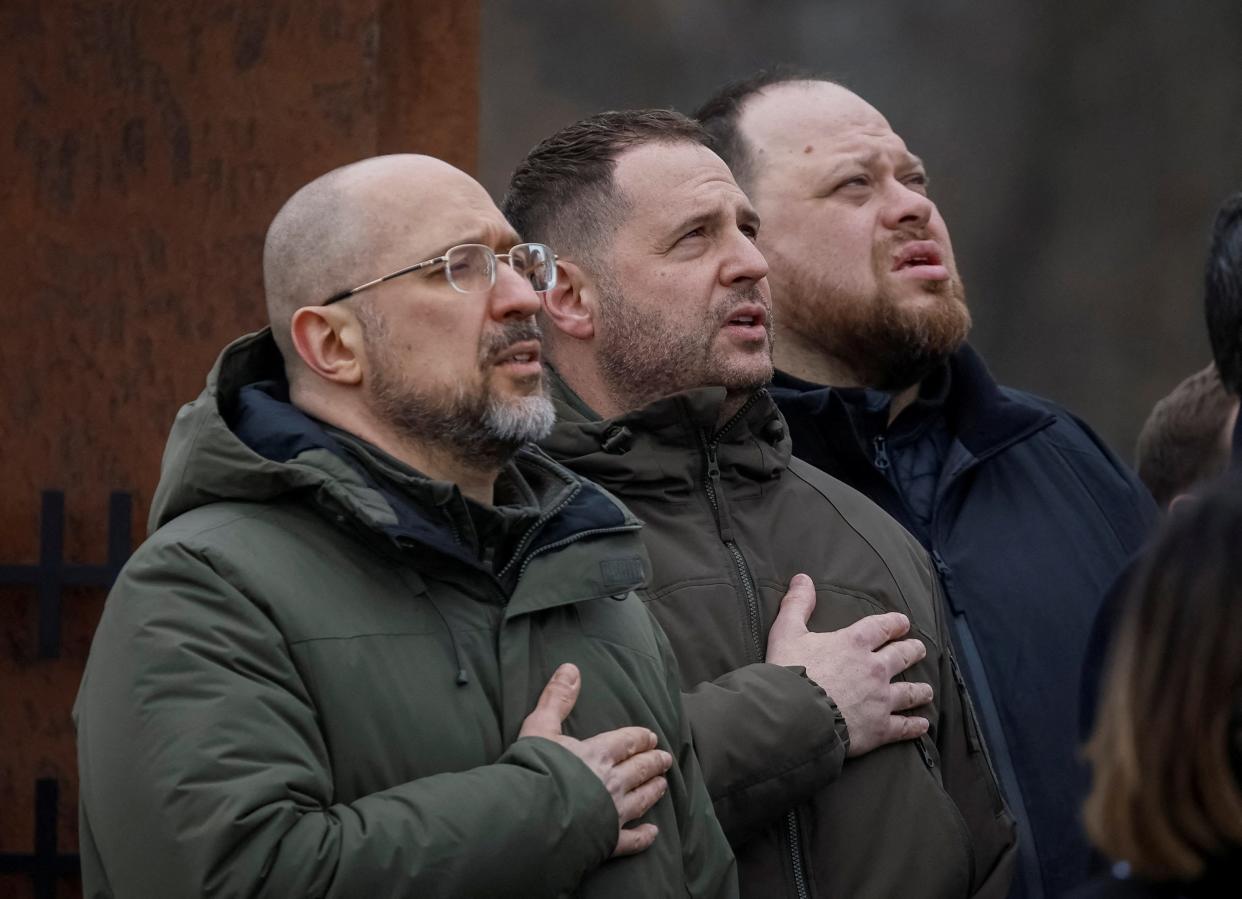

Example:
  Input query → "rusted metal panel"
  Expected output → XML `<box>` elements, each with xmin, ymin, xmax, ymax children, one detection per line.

<box><xmin>0</xmin><ymin>2</ymin><xmax>479</xmax><ymax>895</ymax></box>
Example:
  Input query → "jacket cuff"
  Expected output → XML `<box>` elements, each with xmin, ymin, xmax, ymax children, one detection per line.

<box><xmin>787</xmin><ymin>664</ymin><xmax>850</xmax><ymax>757</ymax></box>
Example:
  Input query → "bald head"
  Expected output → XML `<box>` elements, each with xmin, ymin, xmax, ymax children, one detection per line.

<box><xmin>263</xmin><ymin>154</ymin><xmax>498</xmax><ymax>371</ymax></box>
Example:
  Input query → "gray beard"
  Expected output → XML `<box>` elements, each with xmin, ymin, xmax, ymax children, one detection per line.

<box><xmin>366</xmin><ymin>319</ymin><xmax>556</xmax><ymax>470</ymax></box>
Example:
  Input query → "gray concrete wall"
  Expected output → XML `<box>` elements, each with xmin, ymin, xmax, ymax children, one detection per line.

<box><xmin>480</xmin><ymin>0</ymin><xmax>1242</xmax><ymax>461</ymax></box>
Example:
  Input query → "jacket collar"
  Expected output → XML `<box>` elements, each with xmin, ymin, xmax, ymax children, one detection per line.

<box><xmin>156</xmin><ymin>329</ymin><xmax>637</xmax><ymax>583</ymax></box>
<box><xmin>772</xmin><ymin>343</ymin><xmax>1055</xmax><ymax>463</ymax></box>
<box><xmin>542</xmin><ymin>367</ymin><xmax>792</xmax><ymax>494</ymax></box>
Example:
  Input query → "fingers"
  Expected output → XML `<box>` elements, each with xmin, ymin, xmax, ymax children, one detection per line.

<box><xmin>615</xmin><ymin>768</ymin><xmax>670</xmax><ymax>825</ymax></box>
<box><xmin>871</xmin><ymin>636</ymin><xmax>926</xmax><ymax>678</ymax></box>
<box><xmin>612</xmin><ymin>822</ymin><xmax>659</xmax><ymax>857</ymax></box>
<box><xmin>584</xmin><ymin>725</ymin><xmax>660</xmax><ymax>765</ymax></box>
<box><xmin>769</xmin><ymin>573</ymin><xmax>817</xmax><ymax>642</ymax></box>
<box><xmin>610</xmin><ymin>748</ymin><xmax>673</xmax><ymax>803</ymax></box>
<box><xmin>518</xmin><ymin>663</ymin><xmax>581</xmax><ymax>739</ymax></box>
<box><xmin>890</xmin><ymin>680</ymin><xmax>934</xmax><ymax>712</ymax></box>
<box><xmin>887</xmin><ymin>713</ymin><xmax>930</xmax><ymax>743</ymax></box>
<box><xmin>844</xmin><ymin>611</ymin><xmax>912</xmax><ymax>649</ymax></box>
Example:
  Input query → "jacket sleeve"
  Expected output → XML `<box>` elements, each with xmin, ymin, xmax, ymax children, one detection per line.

<box><xmin>74</xmin><ymin>541</ymin><xmax>617</xmax><ymax>899</ymax></box>
<box><xmin>681</xmin><ymin>661</ymin><xmax>848</xmax><ymax>845</ymax></box>
<box><xmin>652</xmin><ymin>626</ymin><xmax>740</xmax><ymax>898</ymax></box>
<box><xmin>929</xmin><ymin>578</ymin><xmax>1019</xmax><ymax>899</ymax></box>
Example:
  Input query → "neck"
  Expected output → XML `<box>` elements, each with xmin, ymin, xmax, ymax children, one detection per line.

<box><xmin>295</xmin><ymin>392</ymin><xmax>499</xmax><ymax>504</ymax></box>
<box><xmin>773</xmin><ymin>325</ymin><xmax>861</xmax><ymax>388</ymax></box>
<box><xmin>887</xmin><ymin>385</ymin><xmax>919</xmax><ymax>424</ymax></box>
<box><xmin>772</xmin><ymin>325</ymin><xmax>920</xmax><ymax>426</ymax></box>
<box><xmin>546</xmin><ymin>352</ymin><xmax>628</xmax><ymax>420</ymax></box>
<box><xmin>719</xmin><ymin>390</ymin><xmax>753</xmax><ymax>428</ymax></box>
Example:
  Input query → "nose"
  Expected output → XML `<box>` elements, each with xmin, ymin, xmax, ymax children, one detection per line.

<box><xmin>880</xmin><ymin>179</ymin><xmax>934</xmax><ymax>233</ymax></box>
<box><xmin>488</xmin><ymin>262</ymin><xmax>542</xmax><ymax>320</ymax></box>
<box><xmin>720</xmin><ymin>229</ymin><xmax>770</xmax><ymax>287</ymax></box>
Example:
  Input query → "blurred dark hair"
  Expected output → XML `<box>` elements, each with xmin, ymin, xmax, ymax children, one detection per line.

<box><xmin>1084</xmin><ymin>474</ymin><xmax>1242</xmax><ymax>879</ymax></box>
<box><xmin>502</xmin><ymin>109</ymin><xmax>708</xmax><ymax>267</ymax></box>
<box><xmin>1205</xmin><ymin>192</ymin><xmax>1242</xmax><ymax>396</ymax></box>
<box><xmin>693</xmin><ymin>65</ymin><xmax>838</xmax><ymax>193</ymax></box>
<box><xmin>1135</xmin><ymin>364</ymin><xmax>1237</xmax><ymax>509</ymax></box>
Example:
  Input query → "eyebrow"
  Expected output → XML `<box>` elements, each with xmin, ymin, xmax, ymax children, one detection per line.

<box><xmin>666</xmin><ymin>204</ymin><xmax>760</xmax><ymax>238</ymax></box>
<box><xmin>826</xmin><ymin>150</ymin><xmax>926</xmax><ymax>173</ymax></box>
<box><xmin>422</xmin><ymin>230</ymin><xmax>523</xmax><ymax>260</ymax></box>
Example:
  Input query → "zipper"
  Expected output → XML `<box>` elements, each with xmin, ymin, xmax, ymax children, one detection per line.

<box><xmin>872</xmin><ymin>433</ymin><xmax>891</xmax><ymax>471</ymax></box>
<box><xmin>496</xmin><ymin>481</ymin><xmax>581</xmax><ymax>583</ymax></box>
<box><xmin>700</xmin><ymin>394</ymin><xmax>810</xmax><ymax>899</ymax></box>
<box><xmin>512</xmin><ymin>524</ymin><xmax>640</xmax><ymax>584</ymax></box>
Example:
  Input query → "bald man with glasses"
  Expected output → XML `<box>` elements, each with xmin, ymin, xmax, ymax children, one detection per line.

<box><xmin>74</xmin><ymin>154</ymin><xmax>737</xmax><ymax>899</ymax></box>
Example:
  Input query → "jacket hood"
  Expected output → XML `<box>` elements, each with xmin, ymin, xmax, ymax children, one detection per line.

<box><xmin>542</xmin><ymin>369</ymin><xmax>791</xmax><ymax>499</ymax></box>
<box><xmin>149</xmin><ymin>329</ymin><xmax>355</xmax><ymax>532</ymax></box>
<box><xmin>150</xmin><ymin>332</ymin><xmax>637</xmax><ymax>562</ymax></box>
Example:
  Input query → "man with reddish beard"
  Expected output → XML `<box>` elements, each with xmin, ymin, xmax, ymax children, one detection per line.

<box><xmin>695</xmin><ymin>74</ymin><xmax>1158</xmax><ymax>899</ymax></box>
<box><xmin>506</xmin><ymin>109</ymin><xmax>1015</xmax><ymax>899</ymax></box>
<box><xmin>74</xmin><ymin>154</ymin><xmax>738</xmax><ymax>898</ymax></box>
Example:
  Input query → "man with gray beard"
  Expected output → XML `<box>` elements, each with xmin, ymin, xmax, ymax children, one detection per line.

<box><xmin>506</xmin><ymin>110</ymin><xmax>1015</xmax><ymax>899</ymax></box>
<box><xmin>695</xmin><ymin>72</ymin><xmax>1158</xmax><ymax>898</ymax></box>
<box><xmin>74</xmin><ymin>154</ymin><xmax>738</xmax><ymax>898</ymax></box>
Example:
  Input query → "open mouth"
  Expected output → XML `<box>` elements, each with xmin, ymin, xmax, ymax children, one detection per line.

<box><xmin>893</xmin><ymin>241</ymin><xmax>944</xmax><ymax>271</ymax></box>
<box><xmin>493</xmin><ymin>340</ymin><xmax>542</xmax><ymax>366</ymax></box>
<box><xmin>725</xmin><ymin>306</ymin><xmax>768</xmax><ymax>329</ymax></box>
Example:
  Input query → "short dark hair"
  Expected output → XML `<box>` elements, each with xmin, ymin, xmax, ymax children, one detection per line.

<box><xmin>693</xmin><ymin>66</ymin><xmax>836</xmax><ymax>193</ymax></box>
<box><xmin>1205</xmin><ymin>192</ymin><xmax>1242</xmax><ymax>396</ymax></box>
<box><xmin>1135</xmin><ymin>364</ymin><xmax>1237</xmax><ymax>509</ymax></box>
<box><xmin>502</xmin><ymin>109</ymin><xmax>709</xmax><ymax>266</ymax></box>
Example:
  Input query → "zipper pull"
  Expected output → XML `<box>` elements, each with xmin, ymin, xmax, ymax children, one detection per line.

<box><xmin>704</xmin><ymin>443</ymin><xmax>735</xmax><ymax>543</ymax></box>
<box><xmin>931</xmin><ymin>550</ymin><xmax>951</xmax><ymax>579</ymax></box>
<box><xmin>873</xmin><ymin>434</ymin><xmax>891</xmax><ymax>471</ymax></box>
<box><xmin>916</xmin><ymin>736</ymin><xmax>936</xmax><ymax>769</ymax></box>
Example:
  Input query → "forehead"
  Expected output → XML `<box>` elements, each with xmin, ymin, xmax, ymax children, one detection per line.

<box><xmin>741</xmin><ymin>83</ymin><xmax>914</xmax><ymax>166</ymax></box>
<box><xmin>612</xmin><ymin>141</ymin><xmax>753</xmax><ymax>228</ymax></box>
<box><xmin>367</xmin><ymin>168</ymin><xmax>518</xmax><ymax>261</ymax></box>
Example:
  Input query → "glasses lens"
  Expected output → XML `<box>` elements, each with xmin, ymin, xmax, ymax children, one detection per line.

<box><xmin>511</xmin><ymin>243</ymin><xmax>557</xmax><ymax>291</ymax></box>
<box><xmin>444</xmin><ymin>244</ymin><xmax>495</xmax><ymax>293</ymax></box>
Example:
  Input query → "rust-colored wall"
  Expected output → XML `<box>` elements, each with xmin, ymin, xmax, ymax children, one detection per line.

<box><xmin>0</xmin><ymin>2</ymin><xmax>478</xmax><ymax>895</ymax></box>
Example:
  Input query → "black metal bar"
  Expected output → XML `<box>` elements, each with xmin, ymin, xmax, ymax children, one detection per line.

<box><xmin>0</xmin><ymin>490</ymin><xmax>133</xmax><ymax>657</ymax></box>
<box><xmin>33</xmin><ymin>778</ymin><xmax>58</xmax><ymax>899</ymax></box>
<box><xmin>106</xmin><ymin>491</ymin><xmax>133</xmax><ymax>582</ymax></box>
<box><xmin>37</xmin><ymin>491</ymin><xmax>65</xmax><ymax>659</ymax></box>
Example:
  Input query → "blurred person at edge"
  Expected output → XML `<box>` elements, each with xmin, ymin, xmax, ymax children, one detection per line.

<box><xmin>505</xmin><ymin>108</ymin><xmax>1015</xmax><ymax>899</ymax></box>
<box><xmin>1204</xmin><ymin>192</ymin><xmax>1242</xmax><ymax>461</ymax></box>
<box><xmin>1068</xmin><ymin>474</ymin><xmax>1242</xmax><ymax>899</ymax></box>
<box><xmin>1135</xmin><ymin>364</ymin><xmax>1238</xmax><ymax>512</ymax></box>
<box><xmin>73</xmin><ymin>154</ymin><xmax>737</xmax><ymax>899</ymax></box>
<box><xmin>695</xmin><ymin>70</ymin><xmax>1158</xmax><ymax>899</ymax></box>
<box><xmin>1082</xmin><ymin>190</ymin><xmax>1242</xmax><ymax>796</ymax></box>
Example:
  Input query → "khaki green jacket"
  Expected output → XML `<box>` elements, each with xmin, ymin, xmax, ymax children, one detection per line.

<box><xmin>542</xmin><ymin>378</ymin><xmax>1017</xmax><ymax>899</ymax></box>
<box><xmin>73</xmin><ymin>331</ymin><xmax>737</xmax><ymax>899</ymax></box>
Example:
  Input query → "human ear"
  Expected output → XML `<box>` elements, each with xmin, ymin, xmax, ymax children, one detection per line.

<box><xmin>289</xmin><ymin>305</ymin><xmax>365</xmax><ymax>386</ymax></box>
<box><xmin>541</xmin><ymin>260</ymin><xmax>597</xmax><ymax>341</ymax></box>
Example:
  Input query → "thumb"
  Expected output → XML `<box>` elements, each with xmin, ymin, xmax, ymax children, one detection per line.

<box><xmin>770</xmin><ymin>574</ymin><xmax>816</xmax><ymax>640</ymax></box>
<box><xmin>519</xmin><ymin>663</ymin><xmax>581</xmax><ymax>738</ymax></box>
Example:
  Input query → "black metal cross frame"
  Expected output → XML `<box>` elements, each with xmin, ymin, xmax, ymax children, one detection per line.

<box><xmin>0</xmin><ymin>490</ymin><xmax>132</xmax><ymax>658</ymax></box>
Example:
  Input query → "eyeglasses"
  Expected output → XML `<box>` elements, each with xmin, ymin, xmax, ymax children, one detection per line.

<box><xmin>322</xmin><ymin>242</ymin><xmax>557</xmax><ymax>305</ymax></box>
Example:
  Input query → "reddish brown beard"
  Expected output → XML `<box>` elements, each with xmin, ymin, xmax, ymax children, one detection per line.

<box><xmin>811</xmin><ymin>277</ymin><xmax>972</xmax><ymax>392</ymax></box>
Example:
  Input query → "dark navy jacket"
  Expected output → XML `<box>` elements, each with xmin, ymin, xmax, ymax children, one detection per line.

<box><xmin>770</xmin><ymin>344</ymin><xmax>1158</xmax><ymax>899</ymax></box>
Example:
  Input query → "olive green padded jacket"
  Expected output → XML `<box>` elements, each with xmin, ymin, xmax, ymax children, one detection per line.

<box><xmin>73</xmin><ymin>331</ymin><xmax>737</xmax><ymax>899</ymax></box>
<box><xmin>542</xmin><ymin>376</ymin><xmax>1017</xmax><ymax>899</ymax></box>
